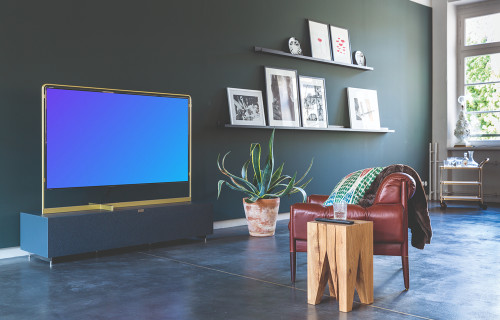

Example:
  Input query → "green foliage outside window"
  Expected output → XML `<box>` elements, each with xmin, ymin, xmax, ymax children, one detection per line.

<box><xmin>465</xmin><ymin>38</ymin><xmax>500</xmax><ymax>140</ymax></box>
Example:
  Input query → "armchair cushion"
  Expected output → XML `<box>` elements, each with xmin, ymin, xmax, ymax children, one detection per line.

<box><xmin>323</xmin><ymin>167</ymin><xmax>384</xmax><ymax>206</ymax></box>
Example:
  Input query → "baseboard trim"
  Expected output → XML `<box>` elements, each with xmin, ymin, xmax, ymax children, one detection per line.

<box><xmin>214</xmin><ymin>212</ymin><xmax>289</xmax><ymax>230</ymax></box>
<box><xmin>0</xmin><ymin>247</ymin><xmax>29</xmax><ymax>260</ymax></box>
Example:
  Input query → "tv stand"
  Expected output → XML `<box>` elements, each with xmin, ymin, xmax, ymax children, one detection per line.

<box><xmin>20</xmin><ymin>202</ymin><xmax>213</xmax><ymax>260</ymax></box>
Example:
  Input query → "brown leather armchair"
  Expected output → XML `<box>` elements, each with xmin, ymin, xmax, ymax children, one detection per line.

<box><xmin>289</xmin><ymin>172</ymin><xmax>416</xmax><ymax>290</ymax></box>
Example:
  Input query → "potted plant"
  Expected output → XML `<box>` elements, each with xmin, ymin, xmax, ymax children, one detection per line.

<box><xmin>217</xmin><ymin>130</ymin><xmax>313</xmax><ymax>236</ymax></box>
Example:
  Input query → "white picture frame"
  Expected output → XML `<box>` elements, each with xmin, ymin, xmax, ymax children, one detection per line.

<box><xmin>330</xmin><ymin>25</ymin><xmax>352</xmax><ymax>64</ymax></box>
<box><xmin>227</xmin><ymin>88</ymin><xmax>266</xmax><ymax>126</ymax></box>
<box><xmin>308</xmin><ymin>20</ymin><xmax>332</xmax><ymax>60</ymax></box>
<box><xmin>264</xmin><ymin>67</ymin><xmax>300</xmax><ymax>127</ymax></box>
<box><xmin>347</xmin><ymin>87</ymin><xmax>380</xmax><ymax>129</ymax></box>
<box><xmin>298</xmin><ymin>76</ymin><xmax>328</xmax><ymax>128</ymax></box>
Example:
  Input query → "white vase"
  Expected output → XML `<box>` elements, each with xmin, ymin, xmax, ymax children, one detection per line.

<box><xmin>454</xmin><ymin>106</ymin><xmax>471</xmax><ymax>146</ymax></box>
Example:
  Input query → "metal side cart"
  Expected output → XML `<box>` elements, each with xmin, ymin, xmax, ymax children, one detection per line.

<box><xmin>440</xmin><ymin>158</ymin><xmax>489</xmax><ymax>210</ymax></box>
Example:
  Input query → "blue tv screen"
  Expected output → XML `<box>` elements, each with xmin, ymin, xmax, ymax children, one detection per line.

<box><xmin>45</xmin><ymin>86</ymin><xmax>190</xmax><ymax>189</ymax></box>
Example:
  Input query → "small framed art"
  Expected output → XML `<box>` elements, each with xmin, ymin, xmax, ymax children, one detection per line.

<box><xmin>347</xmin><ymin>87</ymin><xmax>380</xmax><ymax>129</ymax></box>
<box><xmin>308</xmin><ymin>20</ymin><xmax>332</xmax><ymax>60</ymax></box>
<box><xmin>330</xmin><ymin>25</ymin><xmax>352</xmax><ymax>64</ymax></box>
<box><xmin>264</xmin><ymin>67</ymin><xmax>300</xmax><ymax>127</ymax></box>
<box><xmin>298</xmin><ymin>76</ymin><xmax>328</xmax><ymax>128</ymax></box>
<box><xmin>227</xmin><ymin>88</ymin><xmax>266</xmax><ymax>126</ymax></box>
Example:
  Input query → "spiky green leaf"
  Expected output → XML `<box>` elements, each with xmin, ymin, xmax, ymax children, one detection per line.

<box><xmin>250</xmin><ymin>143</ymin><xmax>262</xmax><ymax>185</ymax></box>
<box><xmin>295</xmin><ymin>158</ymin><xmax>314</xmax><ymax>185</ymax></box>
<box><xmin>259</xmin><ymin>162</ymin><xmax>273</xmax><ymax>196</ymax></box>
<box><xmin>225</xmin><ymin>181</ymin><xmax>251</xmax><ymax>193</ymax></box>
<box><xmin>270</xmin><ymin>163</ymin><xmax>284</xmax><ymax>187</ymax></box>
<box><xmin>241</xmin><ymin>159</ymin><xmax>251</xmax><ymax>181</ymax></box>
<box><xmin>218</xmin><ymin>180</ymin><xmax>254</xmax><ymax>199</ymax></box>
<box><xmin>295</xmin><ymin>177</ymin><xmax>313</xmax><ymax>190</ymax></box>
<box><xmin>217</xmin><ymin>153</ymin><xmax>250</xmax><ymax>192</ymax></box>
<box><xmin>269</xmin><ymin>174</ymin><xmax>292</xmax><ymax>190</ymax></box>
<box><xmin>217</xmin><ymin>153</ymin><xmax>259</xmax><ymax>195</ymax></box>
<box><xmin>289</xmin><ymin>186</ymin><xmax>307</xmax><ymax>202</ymax></box>
<box><xmin>217</xmin><ymin>180</ymin><xmax>225</xmax><ymax>199</ymax></box>
<box><xmin>266</xmin><ymin>129</ymin><xmax>275</xmax><ymax>177</ymax></box>
<box><xmin>275</xmin><ymin>173</ymin><xmax>297</xmax><ymax>197</ymax></box>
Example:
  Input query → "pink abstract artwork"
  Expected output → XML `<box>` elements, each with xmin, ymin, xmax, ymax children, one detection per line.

<box><xmin>335</xmin><ymin>37</ymin><xmax>346</xmax><ymax>54</ymax></box>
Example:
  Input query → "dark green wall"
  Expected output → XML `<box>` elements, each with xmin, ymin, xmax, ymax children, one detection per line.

<box><xmin>0</xmin><ymin>0</ymin><xmax>431</xmax><ymax>248</ymax></box>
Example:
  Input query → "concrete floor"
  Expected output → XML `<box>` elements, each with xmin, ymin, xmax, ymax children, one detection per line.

<box><xmin>0</xmin><ymin>202</ymin><xmax>499</xmax><ymax>320</ymax></box>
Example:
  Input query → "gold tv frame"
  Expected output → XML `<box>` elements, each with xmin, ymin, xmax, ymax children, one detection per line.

<box><xmin>42</xmin><ymin>84</ymin><xmax>192</xmax><ymax>215</ymax></box>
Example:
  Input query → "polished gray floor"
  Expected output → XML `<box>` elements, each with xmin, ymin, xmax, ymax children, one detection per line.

<box><xmin>1</xmin><ymin>202</ymin><xmax>499</xmax><ymax>320</ymax></box>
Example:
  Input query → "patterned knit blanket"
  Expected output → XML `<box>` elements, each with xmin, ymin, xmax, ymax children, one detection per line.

<box><xmin>323</xmin><ymin>167</ymin><xmax>385</xmax><ymax>206</ymax></box>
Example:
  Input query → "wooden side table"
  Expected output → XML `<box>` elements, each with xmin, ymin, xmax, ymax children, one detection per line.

<box><xmin>307</xmin><ymin>220</ymin><xmax>373</xmax><ymax>312</ymax></box>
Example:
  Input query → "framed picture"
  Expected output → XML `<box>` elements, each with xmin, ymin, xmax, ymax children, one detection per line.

<box><xmin>264</xmin><ymin>67</ymin><xmax>300</xmax><ymax>127</ymax></box>
<box><xmin>298</xmin><ymin>76</ymin><xmax>328</xmax><ymax>128</ymax></box>
<box><xmin>330</xmin><ymin>25</ymin><xmax>352</xmax><ymax>64</ymax></box>
<box><xmin>227</xmin><ymin>88</ymin><xmax>266</xmax><ymax>126</ymax></box>
<box><xmin>347</xmin><ymin>87</ymin><xmax>380</xmax><ymax>129</ymax></box>
<box><xmin>308</xmin><ymin>20</ymin><xmax>332</xmax><ymax>60</ymax></box>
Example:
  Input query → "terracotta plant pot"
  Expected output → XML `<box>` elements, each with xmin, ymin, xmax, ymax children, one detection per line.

<box><xmin>243</xmin><ymin>198</ymin><xmax>280</xmax><ymax>237</ymax></box>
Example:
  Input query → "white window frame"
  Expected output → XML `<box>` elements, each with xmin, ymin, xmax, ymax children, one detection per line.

<box><xmin>457</xmin><ymin>1</ymin><xmax>500</xmax><ymax>146</ymax></box>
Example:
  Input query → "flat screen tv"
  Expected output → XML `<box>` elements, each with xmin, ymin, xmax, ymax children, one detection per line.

<box><xmin>42</xmin><ymin>84</ymin><xmax>191</xmax><ymax>214</ymax></box>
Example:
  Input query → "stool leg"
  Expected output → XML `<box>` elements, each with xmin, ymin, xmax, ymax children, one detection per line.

<box><xmin>290</xmin><ymin>252</ymin><xmax>296</xmax><ymax>283</ymax></box>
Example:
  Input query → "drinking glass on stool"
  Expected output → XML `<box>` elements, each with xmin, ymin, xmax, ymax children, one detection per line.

<box><xmin>333</xmin><ymin>200</ymin><xmax>347</xmax><ymax>220</ymax></box>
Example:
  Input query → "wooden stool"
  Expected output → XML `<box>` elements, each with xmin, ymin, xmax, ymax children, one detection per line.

<box><xmin>307</xmin><ymin>220</ymin><xmax>373</xmax><ymax>312</ymax></box>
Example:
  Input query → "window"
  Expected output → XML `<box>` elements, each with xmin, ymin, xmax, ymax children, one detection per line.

<box><xmin>458</xmin><ymin>2</ymin><xmax>500</xmax><ymax>143</ymax></box>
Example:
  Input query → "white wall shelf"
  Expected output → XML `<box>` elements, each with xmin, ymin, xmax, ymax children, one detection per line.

<box><xmin>254</xmin><ymin>46</ymin><xmax>374</xmax><ymax>71</ymax></box>
<box><xmin>225</xmin><ymin>124</ymin><xmax>394</xmax><ymax>133</ymax></box>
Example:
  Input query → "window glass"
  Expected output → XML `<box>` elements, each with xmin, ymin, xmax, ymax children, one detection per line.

<box><xmin>465</xmin><ymin>53</ymin><xmax>500</xmax><ymax>138</ymax></box>
<box><xmin>465</xmin><ymin>12</ymin><xmax>500</xmax><ymax>46</ymax></box>
<box><xmin>467</xmin><ymin>109</ymin><xmax>500</xmax><ymax>139</ymax></box>
<box><xmin>465</xmin><ymin>53</ymin><xmax>500</xmax><ymax>85</ymax></box>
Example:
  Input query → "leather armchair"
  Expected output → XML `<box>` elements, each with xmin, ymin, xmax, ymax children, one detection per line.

<box><xmin>289</xmin><ymin>172</ymin><xmax>416</xmax><ymax>290</ymax></box>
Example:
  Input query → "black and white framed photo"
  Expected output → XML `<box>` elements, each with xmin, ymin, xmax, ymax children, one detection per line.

<box><xmin>298</xmin><ymin>76</ymin><xmax>328</xmax><ymax>128</ymax></box>
<box><xmin>227</xmin><ymin>88</ymin><xmax>266</xmax><ymax>126</ymax></box>
<box><xmin>264</xmin><ymin>67</ymin><xmax>300</xmax><ymax>127</ymax></box>
<box><xmin>308</xmin><ymin>20</ymin><xmax>332</xmax><ymax>60</ymax></box>
<box><xmin>347</xmin><ymin>87</ymin><xmax>380</xmax><ymax>129</ymax></box>
<box><xmin>330</xmin><ymin>25</ymin><xmax>352</xmax><ymax>64</ymax></box>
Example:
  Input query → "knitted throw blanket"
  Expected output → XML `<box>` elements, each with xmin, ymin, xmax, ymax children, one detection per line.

<box><xmin>323</xmin><ymin>167</ymin><xmax>385</xmax><ymax>206</ymax></box>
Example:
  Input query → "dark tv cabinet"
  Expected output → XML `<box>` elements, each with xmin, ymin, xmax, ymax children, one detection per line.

<box><xmin>20</xmin><ymin>202</ymin><xmax>213</xmax><ymax>262</ymax></box>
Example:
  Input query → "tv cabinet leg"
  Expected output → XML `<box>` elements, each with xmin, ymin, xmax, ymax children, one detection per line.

<box><xmin>49</xmin><ymin>259</ymin><xmax>53</xmax><ymax>269</ymax></box>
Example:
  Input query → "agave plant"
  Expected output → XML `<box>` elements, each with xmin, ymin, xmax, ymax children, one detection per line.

<box><xmin>217</xmin><ymin>130</ymin><xmax>313</xmax><ymax>203</ymax></box>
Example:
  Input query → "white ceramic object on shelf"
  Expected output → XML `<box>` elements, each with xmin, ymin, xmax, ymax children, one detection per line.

<box><xmin>454</xmin><ymin>96</ymin><xmax>471</xmax><ymax>146</ymax></box>
<box><xmin>288</xmin><ymin>37</ymin><xmax>302</xmax><ymax>55</ymax></box>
